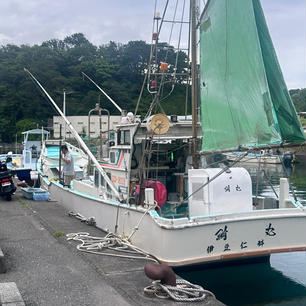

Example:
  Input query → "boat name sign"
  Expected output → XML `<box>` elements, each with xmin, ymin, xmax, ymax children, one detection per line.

<box><xmin>206</xmin><ymin>222</ymin><xmax>277</xmax><ymax>255</ymax></box>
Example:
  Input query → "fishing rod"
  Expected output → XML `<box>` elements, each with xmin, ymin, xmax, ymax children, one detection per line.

<box><xmin>81</xmin><ymin>72</ymin><xmax>123</xmax><ymax>114</ymax></box>
<box><xmin>24</xmin><ymin>68</ymin><xmax>123</xmax><ymax>202</ymax></box>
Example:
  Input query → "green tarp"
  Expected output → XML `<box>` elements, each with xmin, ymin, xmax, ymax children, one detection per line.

<box><xmin>200</xmin><ymin>0</ymin><xmax>305</xmax><ymax>152</ymax></box>
<box><xmin>253</xmin><ymin>0</ymin><xmax>305</xmax><ymax>144</ymax></box>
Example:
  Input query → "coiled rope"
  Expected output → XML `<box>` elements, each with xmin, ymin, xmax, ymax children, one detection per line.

<box><xmin>144</xmin><ymin>279</ymin><xmax>215</xmax><ymax>302</ymax></box>
<box><xmin>66</xmin><ymin>232</ymin><xmax>158</xmax><ymax>262</ymax></box>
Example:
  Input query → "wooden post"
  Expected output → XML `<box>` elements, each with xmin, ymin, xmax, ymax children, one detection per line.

<box><xmin>59</xmin><ymin>124</ymin><xmax>62</xmax><ymax>182</ymax></box>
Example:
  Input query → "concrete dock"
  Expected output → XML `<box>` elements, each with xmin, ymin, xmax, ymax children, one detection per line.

<box><xmin>0</xmin><ymin>190</ymin><xmax>226</xmax><ymax>306</ymax></box>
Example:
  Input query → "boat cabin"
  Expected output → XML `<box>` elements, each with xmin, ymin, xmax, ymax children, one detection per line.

<box><xmin>92</xmin><ymin>115</ymin><xmax>204</xmax><ymax>214</ymax></box>
<box><xmin>22</xmin><ymin>129</ymin><xmax>49</xmax><ymax>170</ymax></box>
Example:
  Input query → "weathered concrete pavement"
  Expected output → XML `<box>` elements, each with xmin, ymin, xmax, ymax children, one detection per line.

<box><xmin>0</xmin><ymin>190</ymin><xmax>226</xmax><ymax>306</ymax></box>
<box><xmin>0</xmin><ymin>282</ymin><xmax>25</xmax><ymax>305</ymax></box>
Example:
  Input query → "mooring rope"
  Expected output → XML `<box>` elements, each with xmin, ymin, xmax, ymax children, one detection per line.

<box><xmin>144</xmin><ymin>279</ymin><xmax>215</xmax><ymax>302</ymax></box>
<box><xmin>66</xmin><ymin>232</ymin><xmax>158</xmax><ymax>262</ymax></box>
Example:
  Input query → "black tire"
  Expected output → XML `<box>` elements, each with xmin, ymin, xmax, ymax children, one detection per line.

<box><xmin>6</xmin><ymin>194</ymin><xmax>11</xmax><ymax>201</ymax></box>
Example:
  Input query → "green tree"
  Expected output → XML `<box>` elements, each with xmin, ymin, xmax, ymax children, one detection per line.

<box><xmin>0</xmin><ymin>33</ymin><xmax>205</xmax><ymax>141</ymax></box>
<box><xmin>16</xmin><ymin>118</ymin><xmax>39</xmax><ymax>136</ymax></box>
<box><xmin>290</xmin><ymin>89</ymin><xmax>306</xmax><ymax>112</ymax></box>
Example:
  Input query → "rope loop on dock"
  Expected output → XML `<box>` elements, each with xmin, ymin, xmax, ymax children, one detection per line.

<box><xmin>144</xmin><ymin>279</ymin><xmax>215</xmax><ymax>302</ymax></box>
<box><xmin>66</xmin><ymin>232</ymin><xmax>158</xmax><ymax>262</ymax></box>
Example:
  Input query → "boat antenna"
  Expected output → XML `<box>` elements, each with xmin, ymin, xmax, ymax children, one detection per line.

<box><xmin>81</xmin><ymin>72</ymin><xmax>123</xmax><ymax>114</ymax></box>
<box><xmin>24</xmin><ymin>68</ymin><xmax>123</xmax><ymax>202</ymax></box>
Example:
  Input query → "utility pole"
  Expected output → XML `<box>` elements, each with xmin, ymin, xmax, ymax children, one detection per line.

<box><xmin>62</xmin><ymin>89</ymin><xmax>73</xmax><ymax>140</ymax></box>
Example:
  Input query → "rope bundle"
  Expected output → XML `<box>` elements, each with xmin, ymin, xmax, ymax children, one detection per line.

<box><xmin>144</xmin><ymin>279</ymin><xmax>215</xmax><ymax>302</ymax></box>
<box><xmin>66</xmin><ymin>232</ymin><xmax>157</xmax><ymax>261</ymax></box>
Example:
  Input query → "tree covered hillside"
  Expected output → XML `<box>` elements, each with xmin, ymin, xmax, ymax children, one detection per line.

<box><xmin>289</xmin><ymin>89</ymin><xmax>306</xmax><ymax>113</ymax></box>
<box><xmin>0</xmin><ymin>33</ymin><xmax>189</xmax><ymax>142</ymax></box>
<box><xmin>0</xmin><ymin>33</ymin><xmax>304</xmax><ymax>142</ymax></box>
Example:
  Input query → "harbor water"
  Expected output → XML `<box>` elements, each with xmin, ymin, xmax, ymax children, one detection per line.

<box><xmin>177</xmin><ymin>161</ymin><xmax>306</xmax><ymax>306</ymax></box>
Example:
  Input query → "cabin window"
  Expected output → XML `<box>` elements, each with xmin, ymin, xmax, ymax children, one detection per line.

<box><xmin>124</xmin><ymin>130</ymin><xmax>130</xmax><ymax>144</ymax></box>
<box><xmin>106</xmin><ymin>172</ymin><xmax>111</xmax><ymax>192</ymax></box>
<box><xmin>110</xmin><ymin>151</ymin><xmax>116</xmax><ymax>163</ymax></box>
<box><xmin>118</xmin><ymin>130</ymin><xmax>130</xmax><ymax>145</ymax></box>
<box><xmin>94</xmin><ymin>170</ymin><xmax>99</xmax><ymax>187</ymax></box>
<box><xmin>100</xmin><ymin>174</ymin><xmax>105</xmax><ymax>187</ymax></box>
<box><xmin>78</xmin><ymin>122</ymin><xmax>83</xmax><ymax>125</ymax></box>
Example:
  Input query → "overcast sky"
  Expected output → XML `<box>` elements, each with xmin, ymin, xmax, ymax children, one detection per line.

<box><xmin>0</xmin><ymin>0</ymin><xmax>304</xmax><ymax>89</ymax></box>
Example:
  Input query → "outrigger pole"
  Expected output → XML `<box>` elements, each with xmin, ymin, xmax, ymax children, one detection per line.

<box><xmin>24</xmin><ymin>68</ymin><xmax>123</xmax><ymax>202</ymax></box>
<box><xmin>81</xmin><ymin>72</ymin><xmax>123</xmax><ymax>114</ymax></box>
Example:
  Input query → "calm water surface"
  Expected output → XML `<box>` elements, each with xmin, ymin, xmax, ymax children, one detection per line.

<box><xmin>177</xmin><ymin>161</ymin><xmax>306</xmax><ymax>306</ymax></box>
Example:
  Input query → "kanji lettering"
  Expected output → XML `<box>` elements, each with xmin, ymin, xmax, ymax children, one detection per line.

<box><xmin>224</xmin><ymin>243</ymin><xmax>231</xmax><ymax>252</ymax></box>
<box><xmin>215</xmin><ymin>225</ymin><xmax>228</xmax><ymax>241</ymax></box>
<box><xmin>257</xmin><ymin>239</ymin><xmax>264</xmax><ymax>247</ymax></box>
<box><xmin>240</xmin><ymin>241</ymin><xmax>247</xmax><ymax>249</ymax></box>
<box><xmin>265</xmin><ymin>223</ymin><xmax>276</xmax><ymax>236</ymax></box>
<box><xmin>207</xmin><ymin>245</ymin><xmax>214</xmax><ymax>254</ymax></box>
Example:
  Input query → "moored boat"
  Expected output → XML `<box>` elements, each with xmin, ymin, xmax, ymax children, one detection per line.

<box><xmin>27</xmin><ymin>0</ymin><xmax>306</xmax><ymax>267</ymax></box>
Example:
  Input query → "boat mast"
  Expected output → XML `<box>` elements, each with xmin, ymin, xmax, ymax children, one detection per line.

<box><xmin>190</xmin><ymin>0</ymin><xmax>199</xmax><ymax>169</ymax></box>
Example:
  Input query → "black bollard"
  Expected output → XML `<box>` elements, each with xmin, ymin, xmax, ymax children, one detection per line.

<box><xmin>144</xmin><ymin>263</ymin><xmax>176</xmax><ymax>286</ymax></box>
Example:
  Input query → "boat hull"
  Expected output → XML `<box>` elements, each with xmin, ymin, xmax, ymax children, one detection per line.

<box><xmin>41</xmin><ymin>178</ymin><xmax>306</xmax><ymax>267</ymax></box>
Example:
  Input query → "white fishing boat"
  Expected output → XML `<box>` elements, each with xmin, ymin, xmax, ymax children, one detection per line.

<box><xmin>0</xmin><ymin>128</ymin><xmax>49</xmax><ymax>181</ymax></box>
<box><xmin>26</xmin><ymin>0</ymin><xmax>306</xmax><ymax>267</ymax></box>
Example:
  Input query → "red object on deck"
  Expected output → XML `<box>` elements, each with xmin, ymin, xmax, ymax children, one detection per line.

<box><xmin>136</xmin><ymin>180</ymin><xmax>167</xmax><ymax>208</ymax></box>
<box><xmin>151</xmin><ymin>80</ymin><xmax>157</xmax><ymax>89</ymax></box>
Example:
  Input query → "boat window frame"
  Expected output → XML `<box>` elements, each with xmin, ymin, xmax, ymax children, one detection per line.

<box><xmin>118</xmin><ymin>129</ymin><xmax>130</xmax><ymax>145</ymax></box>
<box><xmin>100</xmin><ymin>174</ymin><xmax>105</xmax><ymax>187</ymax></box>
<box><xmin>110</xmin><ymin>151</ymin><xmax>116</xmax><ymax>163</ymax></box>
<box><xmin>94</xmin><ymin>169</ymin><xmax>99</xmax><ymax>187</ymax></box>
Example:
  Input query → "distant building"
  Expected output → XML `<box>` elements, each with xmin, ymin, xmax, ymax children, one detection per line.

<box><xmin>53</xmin><ymin>115</ymin><xmax>121</xmax><ymax>139</ymax></box>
